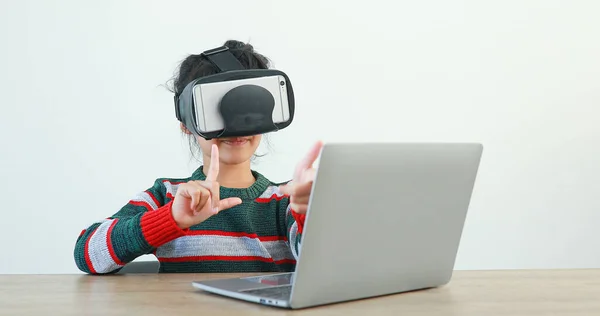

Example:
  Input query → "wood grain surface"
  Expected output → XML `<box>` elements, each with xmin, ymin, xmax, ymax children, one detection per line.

<box><xmin>0</xmin><ymin>269</ymin><xmax>598</xmax><ymax>315</ymax></box>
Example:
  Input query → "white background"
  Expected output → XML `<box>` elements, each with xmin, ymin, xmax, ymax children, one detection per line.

<box><xmin>1</xmin><ymin>0</ymin><xmax>598</xmax><ymax>274</ymax></box>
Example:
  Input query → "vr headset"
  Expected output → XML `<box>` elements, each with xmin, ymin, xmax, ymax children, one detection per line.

<box><xmin>174</xmin><ymin>46</ymin><xmax>295</xmax><ymax>140</ymax></box>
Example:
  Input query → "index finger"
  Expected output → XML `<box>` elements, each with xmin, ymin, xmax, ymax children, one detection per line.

<box><xmin>206</xmin><ymin>144</ymin><xmax>219</xmax><ymax>181</ymax></box>
<box><xmin>294</xmin><ymin>141</ymin><xmax>324</xmax><ymax>180</ymax></box>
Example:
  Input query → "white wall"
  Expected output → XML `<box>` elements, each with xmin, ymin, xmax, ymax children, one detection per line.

<box><xmin>1</xmin><ymin>0</ymin><xmax>599</xmax><ymax>274</ymax></box>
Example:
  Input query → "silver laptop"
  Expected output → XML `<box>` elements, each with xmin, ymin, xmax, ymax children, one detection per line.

<box><xmin>192</xmin><ymin>142</ymin><xmax>483</xmax><ymax>309</ymax></box>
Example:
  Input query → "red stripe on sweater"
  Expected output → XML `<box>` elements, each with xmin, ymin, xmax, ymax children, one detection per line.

<box><xmin>166</xmin><ymin>193</ymin><xmax>174</xmax><ymax>199</ymax></box>
<box><xmin>146</xmin><ymin>191</ymin><xmax>161</xmax><ymax>208</ymax></box>
<box><xmin>255</xmin><ymin>194</ymin><xmax>288</xmax><ymax>204</ymax></box>
<box><xmin>105</xmin><ymin>219</ymin><xmax>124</xmax><ymax>266</ymax></box>
<box><xmin>185</xmin><ymin>230</ymin><xmax>287</xmax><ymax>241</ymax></box>
<box><xmin>291</xmin><ymin>210</ymin><xmax>306</xmax><ymax>234</ymax></box>
<box><xmin>158</xmin><ymin>255</ymin><xmax>296</xmax><ymax>264</ymax></box>
<box><xmin>83</xmin><ymin>228</ymin><xmax>98</xmax><ymax>274</ymax></box>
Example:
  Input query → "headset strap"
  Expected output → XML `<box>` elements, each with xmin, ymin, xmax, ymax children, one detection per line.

<box><xmin>201</xmin><ymin>46</ymin><xmax>245</xmax><ymax>72</ymax></box>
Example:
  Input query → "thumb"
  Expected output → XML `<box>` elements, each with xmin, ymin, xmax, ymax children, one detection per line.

<box><xmin>217</xmin><ymin>197</ymin><xmax>243</xmax><ymax>212</ymax></box>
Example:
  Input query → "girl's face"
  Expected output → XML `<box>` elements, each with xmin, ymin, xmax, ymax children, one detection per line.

<box><xmin>197</xmin><ymin>134</ymin><xmax>262</xmax><ymax>165</ymax></box>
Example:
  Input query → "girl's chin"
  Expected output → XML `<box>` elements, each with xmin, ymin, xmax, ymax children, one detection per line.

<box><xmin>219</xmin><ymin>153</ymin><xmax>253</xmax><ymax>165</ymax></box>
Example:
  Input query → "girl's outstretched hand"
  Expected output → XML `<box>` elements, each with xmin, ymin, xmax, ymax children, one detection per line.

<box><xmin>171</xmin><ymin>144</ymin><xmax>242</xmax><ymax>229</ymax></box>
<box><xmin>279</xmin><ymin>141</ymin><xmax>324</xmax><ymax>214</ymax></box>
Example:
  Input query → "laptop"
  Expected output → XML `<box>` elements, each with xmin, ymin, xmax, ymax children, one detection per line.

<box><xmin>192</xmin><ymin>142</ymin><xmax>483</xmax><ymax>309</ymax></box>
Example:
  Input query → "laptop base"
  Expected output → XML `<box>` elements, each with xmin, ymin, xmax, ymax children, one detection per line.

<box><xmin>192</xmin><ymin>273</ymin><xmax>295</xmax><ymax>308</ymax></box>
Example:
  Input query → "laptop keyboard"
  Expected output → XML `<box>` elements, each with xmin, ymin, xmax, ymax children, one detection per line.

<box><xmin>240</xmin><ymin>285</ymin><xmax>293</xmax><ymax>300</ymax></box>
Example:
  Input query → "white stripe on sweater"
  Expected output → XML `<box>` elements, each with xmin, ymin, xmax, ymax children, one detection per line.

<box><xmin>87</xmin><ymin>218</ymin><xmax>110</xmax><ymax>227</ymax></box>
<box><xmin>288</xmin><ymin>223</ymin><xmax>300</xmax><ymax>259</ymax></box>
<box><xmin>155</xmin><ymin>235</ymin><xmax>295</xmax><ymax>262</ymax></box>
<box><xmin>130</xmin><ymin>191</ymin><xmax>159</xmax><ymax>210</ymax></box>
<box><xmin>87</xmin><ymin>219</ymin><xmax>123</xmax><ymax>273</ymax></box>
<box><xmin>257</xmin><ymin>185</ymin><xmax>286</xmax><ymax>200</ymax></box>
<box><xmin>163</xmin><ymin>181</ymin><xmax>180</xmax><ymax>197</ymax></box>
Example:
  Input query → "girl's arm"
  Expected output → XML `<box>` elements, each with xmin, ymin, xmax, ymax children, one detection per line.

<box><xmin>280</xmin><ymin>141</ymin><xmax>324</xmax><ymax>258</ymax></box>
<box><xmin>274</xmin><ymin>182</ymin><xmax>305</xmax><ymax>259</ymax></box>
<box><xmin>285</xmin><ymin>203</ymin><xmax>306</xmax><ymax>260</ymax></box>
<box><xmin>73</xmin><ymin>179</ymin><xmax>186</xmax><ymax>274</ymax></box>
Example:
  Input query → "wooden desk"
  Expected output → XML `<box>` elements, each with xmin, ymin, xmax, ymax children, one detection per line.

<box><xmin>1</xmin><ymin>269</ymin><xmax>598</xmax><ymax>315</ymax></box>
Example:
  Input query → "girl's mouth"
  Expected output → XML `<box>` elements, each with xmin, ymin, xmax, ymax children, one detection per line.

<box><xmin>222</xmin><ymin>137</ymin><xmax>251</xmax><ymax>146</ymax></box>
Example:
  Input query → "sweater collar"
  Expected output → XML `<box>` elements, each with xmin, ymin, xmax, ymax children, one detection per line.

<box><xmin>191</xmin><ymin>166</ymin><xmax>271</xmax><ymax>200</ymax></box>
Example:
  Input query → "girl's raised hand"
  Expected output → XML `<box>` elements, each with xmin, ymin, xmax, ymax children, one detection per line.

<box><xmin>171</xmin><ymin>144</ymin><xmax>242</xmax><ymax>229</ymax></box>
<box><xmin>279</xmin><ymin>141</ymin><xmax>324</xmax><ymax>214</ymax></box>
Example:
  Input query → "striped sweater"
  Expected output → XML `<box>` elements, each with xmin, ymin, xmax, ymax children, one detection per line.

<box><xmin>74</xmin><ymin>167</ymin><xmax>305</xmax><ymax>274</ymax></box>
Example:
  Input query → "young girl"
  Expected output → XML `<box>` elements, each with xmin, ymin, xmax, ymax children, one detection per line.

<box><xmin>74</xmin><ymin>40</ymin><xmax>322</xmax><ymax>274</ymax></box>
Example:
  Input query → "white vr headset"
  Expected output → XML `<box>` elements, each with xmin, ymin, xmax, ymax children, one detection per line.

<box><xmin>174</xmin><ymin>46</ymin><xmax>295</xmax><ymax>140</ymax></box>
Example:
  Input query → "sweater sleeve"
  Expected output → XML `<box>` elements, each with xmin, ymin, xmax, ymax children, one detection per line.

<box><xmin>73</xmin><ymin>179</ymin><xmax>187</xmax><ymax>274</ymax></box>
<box><xmin>285</xmin><ymin>201</ymin><xmax>306</xmax><ymax>260</ymax></box>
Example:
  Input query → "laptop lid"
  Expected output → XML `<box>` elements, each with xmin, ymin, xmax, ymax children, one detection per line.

<box><xmin>288</xmin><ymin>142</ymin><xmax>483</xmax><ymax>309</ymax></box>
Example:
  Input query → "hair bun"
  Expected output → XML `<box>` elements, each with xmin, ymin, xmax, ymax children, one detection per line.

<box><xmin>223</xmin><ymin>40</ymin><xmax>254</xmax><ymax>52</ymax></box>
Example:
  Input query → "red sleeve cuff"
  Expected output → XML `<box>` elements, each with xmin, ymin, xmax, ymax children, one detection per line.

<box><xmin>140</xmin><ymin>201</ymin><xmax>187</xmax><ymax>247</ymax></box>
<box><xmin>291</xmin><ymin>208</ymin><xmax>306</xmax><ymax>234</ymax></box>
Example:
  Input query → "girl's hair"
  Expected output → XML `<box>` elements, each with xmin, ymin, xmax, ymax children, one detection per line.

<box><xmin>167</xmin><ymin>40</ymin><xmax>272</xmax><ymax>161</ymax></box>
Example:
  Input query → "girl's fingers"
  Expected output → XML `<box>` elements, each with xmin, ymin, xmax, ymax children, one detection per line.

<box><xmin>188</xmin><ymin>182</ymin><xmax>210</xmax><ymax>214</ymax></box>
<box><xmin>294</xmin><ymin>141</ymin><xmax>323</xmax><ymax>180</ymax></box>
<box><xmin>218</xmin><ymin>198</ymin><xmax>243</xmax><ymax>212</ymax></box>
<box><xmin>206</xmin><ymin>144</ymin><xmax>220</xmax><ymax>181</ymax></box>
<box><xmin>292</xmin><ymin>181</ymin><xmax>313</xmax><ymax>198</ymax></box>
<box><xmin>290</xmin><ymin>203</ymin><xmax>308</xmax><ymax>214</ymax></box>
<box><xmin>196</xmin><ymin>180</ymin><xmax>221</xmax><ymax>213</ymax></box>
<box><xmin>300</xmin><ymin>168</ymin><xmax>316</xmax><ymax>183</ymax></box>
<box><xmin>281</xmin><ymin>168</ymin><xmax>315</xmax><ymax>197</ymax></box>
<box><xmin>290</xmin><ymin>181</ymin><xmax>313</xmax><ymax>209</ymax></box>
<box><xmin>291</xmin><ymin>195</ymin><xmax>309</xmax><ymax>205</ymax></box>
<box><xmin>210</xmin><ymin>181</ymin><xmax>220</xmax><ymax>212</ymax></box>
<box><xmin>184</xmin><ymin>183</ymin><xmax>199</xmax><ymax>209</ymax></box>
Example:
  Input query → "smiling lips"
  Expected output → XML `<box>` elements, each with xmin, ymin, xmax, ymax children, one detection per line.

<box><xmin>222</xmin><ymin>137</ymin><xmax>251</xmax><ymax>146</ymax></box>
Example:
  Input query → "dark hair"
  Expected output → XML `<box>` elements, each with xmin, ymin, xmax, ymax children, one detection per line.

<box><xmin>167</xmin><ymin>40</ymin><xmax>272</xmax><ymax>162</ymax></box>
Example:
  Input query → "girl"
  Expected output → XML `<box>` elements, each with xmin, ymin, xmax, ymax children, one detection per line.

<box><xmin>74</xmin><ymin>40</ymin><xmax>322</xmax><ymax>274</ymax></box>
